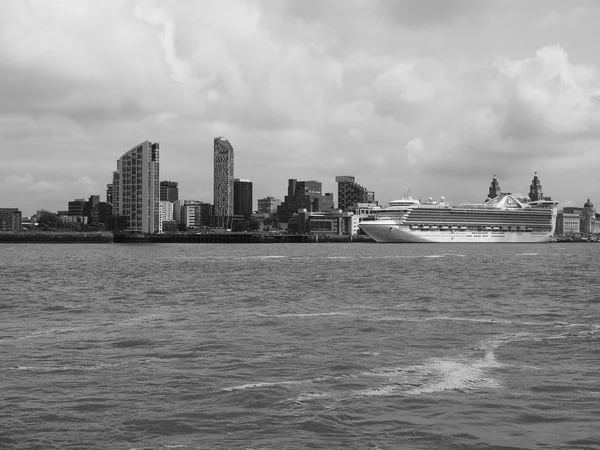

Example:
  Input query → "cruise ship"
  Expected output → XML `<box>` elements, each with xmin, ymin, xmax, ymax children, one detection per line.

<box><xmin>359</xmin><ymin>193</ymin><xmax>558</xmax><ymax>243</ymax></box>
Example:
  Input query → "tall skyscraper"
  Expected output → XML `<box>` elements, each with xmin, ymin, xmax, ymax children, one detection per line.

<box><xmin>335</xmin><ymin>176</ymin><xmax>375</xmax><ymax>213</ymax></box>
<box><xmin>234</xmin><ymin>178</ymin><xmax>253</xmax><ymax>218</ymax></box>
<box><xmin>160</xmin><ymin>181</ymin><xmax>179</xmax><ymax>202</ymax></box>
<box><xmin>113</xmin><ymin>141</ymin><xmax>160</xmax><ymax>233</ymax></box>
<box><xmin>214</xmin><ymin>137</ymin><xmax>234</xmax><ymax>227</ymax></box>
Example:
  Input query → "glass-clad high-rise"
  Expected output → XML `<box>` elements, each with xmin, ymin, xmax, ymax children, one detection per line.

<box><xmin>160</xmin><ymin>181</ymin><xmax>179</xmax><ymax>202</ymax></box>
<box><xmin>234</xmin><ymin>178</ymin><xmax>253</xmax><ymax>219</ymax></box>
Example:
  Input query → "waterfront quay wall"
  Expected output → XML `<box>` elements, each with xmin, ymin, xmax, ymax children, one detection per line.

<box><xmin>113</xmin><ymin>233</ymin><xmax>375</xmax><ymax>244</ymax></box>
<box><xmin>0</xmin><ymin>232</ymin><xmax>113</xmax><ymax>243</ymax></box>
<box><xmin>1</xmin><ymin>232</ymin><xmax>374</xmax><ymax>244</ymax></box>
<box><xmin>115</xmin><ymin>233</ymin><xmax>315</xmax><ymax>243</ymax></box>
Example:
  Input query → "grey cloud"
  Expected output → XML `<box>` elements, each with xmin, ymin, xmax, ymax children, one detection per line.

<box><xmin>260</xmin><ymin>0</ymin><xmax>480</xmax><ymax>28</ymax></box>
<box><xmin>0</xmin><ymin>61</ymin><xmax>160</xmax><ymax>127</ymax></box>
<box><xmin>377</xmin><ymin>0</ymin><xmax>482</xmax><ymax>26</ymax></box>
<box><xmin>0</xmin><ymin>65</ymin><xmax>71</xmax><ymax>115</ymax></box>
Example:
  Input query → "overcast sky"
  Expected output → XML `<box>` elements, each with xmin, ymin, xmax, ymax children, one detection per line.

<box><xmin>2</xmin><ymin>0</ymin><xmax>600</xmax><ymax>215</ymax></box>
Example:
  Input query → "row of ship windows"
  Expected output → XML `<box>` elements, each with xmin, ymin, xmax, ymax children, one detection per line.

<box><xmin>404</xmin><ymin>211</ymin><xmax>551</xmax><ymax>218</ymax></box>
<box><xmin>403</xmin><ymin>221</ymin><xmax>552</xmax><ymax>227</ymax></box>
<box><xmin>382</xmin><ymin>214</ymin><xmax>551</xmax><ymax>222</ymax></box>
<box><xmin>405</xmin><ymin>226</ymin><xmax>551</xmax><ymax>232</ymax></box>
<box><xmin>403</xmin><ymin>215</ymin><xmax>551</xmax><ymax>224</ymax></box>
<box><xmin>408</xmin><ymin>210</ymin><xmax>551</xmax><ymax>215</ymax></box>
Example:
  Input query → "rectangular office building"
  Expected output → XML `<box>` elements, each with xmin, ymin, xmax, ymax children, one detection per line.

<box><xmin>0</xmin><ymin>208</ymin><xmax>22</xmax><ymax>232</ymax></box>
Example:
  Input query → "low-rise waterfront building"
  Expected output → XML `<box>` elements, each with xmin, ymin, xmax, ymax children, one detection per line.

<box><xmin>257</xmin><ymin>196</ymin><xmax>282</xmax><ymax>214</ymax></box>
<box><xmin>161</xmin><ymin>220</ymin><xmax>178</xmax><ymax>233</ymax></box>
<box><xmin>159</xmin><ymin>201</ymin><xmax>174</xmax><ymax>233</ymax></box>
<box><xmin>160</xmin><ymin>181</ymin><xmax>179</xmax><ymax>202</ymax></box>
<box><xmin>336</xmin><ymin>176</ymin><xmax>375</xmax><ymax>213</ymax></box>
<box><xmin>0</xmin><ymin>208</ymin><xmax>22</xmax><ymax>232</ymax></box>
<box><xmin>199</xmin><ymin>203</ymin><xmax>213</xmax><ymax>227</ymax></box>
<box><xmin>277</xmin><ymin>179</ymin><xmax>335</xmax><ymax>222</ymax></box>
<box><xmin>91</xmin><ymin>202</ymin><xmax>112</xmax><ymax>225</ymax></box>
<box><xmin>68</xmin><ymin>199</ymin><xmax>88</xmax><ymax>217</ymax></box>
<box><xmin>66</xmin><ymin>195</ymin><xmax>109</xmax><ymax>225</ymax></box>
<box><xmin>173</xmin><ymin>200</ymin><xmax>212</xmax><ymax>229</ymax></box>
<box><xmin>288</xmin><ymin>209</ymin><xmax>359</xmax><ymax>236</ymax></box>
<box><xmin>556</xmin><ymin>212</ymin><xmax>581</xmax><ymax>234</ymax></box>
<box><xmin>581</xmin><ymin>199</ymin><xmax>600</xmax><ymax>234</ymax></box>
<box><xmin>182</xmin><ymin>201</ymin><xmax>202</xmax><ymax>229</ymax></box>
<box><xmin>556</xmin><ymin>200</ymin><xmax>600</xmax><ymax>235</ymax></box>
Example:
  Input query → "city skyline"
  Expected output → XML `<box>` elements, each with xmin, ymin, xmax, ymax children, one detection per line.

<box><xmin>2</xmin><ymin>1</ymin><xmax>600</xmax><ymax>216</ymax></box>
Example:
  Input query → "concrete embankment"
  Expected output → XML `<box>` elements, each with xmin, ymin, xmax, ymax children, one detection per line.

<box><xmin>0</xmin><ymin>232</ymin><xmax>113</xmax><ymax>243</ymax></box>
<box><xmin>1</xmin><ymin>232</ymin><xmax>375</xmax><ymax>244</ymax></box>
<box><xmin>113</xmin><ymin>233</ymin><xmax>375</xmax><ymax>244</ymax></box>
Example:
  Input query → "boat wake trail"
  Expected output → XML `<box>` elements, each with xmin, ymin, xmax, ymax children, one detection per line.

<box><xmin>222</xmin><ymin>336</ymin><xmax>516</xmax><ymax>405</ymax></box>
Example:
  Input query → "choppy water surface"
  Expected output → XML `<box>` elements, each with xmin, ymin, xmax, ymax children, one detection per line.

<box><xmin>1</xmin><ymin>243</ymin><xmax>599</xmax><ymax>449</ymax></box>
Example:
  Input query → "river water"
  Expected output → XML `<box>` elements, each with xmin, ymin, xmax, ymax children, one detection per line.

<box><xmin>1</xmin><ymin>243</ymin><xmax>599</xmax><ymax>449</ymax></box>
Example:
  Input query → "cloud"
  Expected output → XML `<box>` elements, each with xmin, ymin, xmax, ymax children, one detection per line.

<box><xmin>4</xmin><ymin>174</ymin><xmax>34</xmax><ymax>185</ymax></box>
<box><xmin>378</xmin><ymin>0</ymin><xmax>482</xmax><ymax>27</ymax></box>
<box><xmin>386</xmin><ymin>45</ymin><xmax>600</xmax><ymax>186</ymax></box>
<box><xmin>4</xmin><ymin>174</ymin><xmax>95</xmax><ymax>192</ymax></box>
<box><xmin>406</xmin><ymin>138</ymin><xmax>424</xmax><ymax>165</ymax></box>
<box><xmin>372</xmin><ymin>61</ymin><xmax>441</xmax><ymax>119</ymax></box>
<box><xmin>493</xmin><ymin>45</ymin><xmax>600</xmax><ymax>139</ymax></box>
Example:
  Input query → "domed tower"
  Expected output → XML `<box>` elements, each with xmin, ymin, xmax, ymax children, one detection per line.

<box><xmin>581</xmin><ymin>198</ymin><xmax>596</xmax><ymax>234</ymax></box>
<box><xmin>529</xmin><ymin>172</ymin><xmax>543</xmax><ymax>201</ymax></box>
<box><xmin>488</xmin><ymin>174</ymin><xmax>501</xmax><ymax>200</ymax></box>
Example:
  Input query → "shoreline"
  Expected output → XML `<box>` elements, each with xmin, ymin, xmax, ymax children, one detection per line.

<box><xmin>1</xmin><ymin>232</ymin><xmax>597</xmax><ymax>244</ymax></box>
<box><xmin>0</xmin><ymin>232</ymin><xmax>375</xmax><ymax>244</ymax></box>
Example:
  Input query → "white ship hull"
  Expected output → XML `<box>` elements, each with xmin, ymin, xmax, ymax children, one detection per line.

<box><xmin>360</xmin><ymin>221</ymin><xmax>554</xmax><ymax>243</ymax></box>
